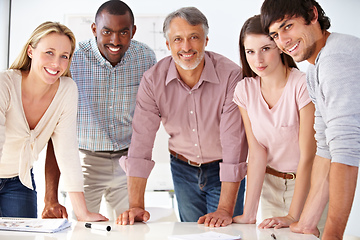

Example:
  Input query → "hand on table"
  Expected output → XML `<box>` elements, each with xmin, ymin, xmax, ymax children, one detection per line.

<box><xmin>42</xmin><ymin>202</ymin><xmax>68</xmax><ymax>219</ymax></box>
<box><xmin>258</xmin><ymin>215</ymin><xmax>296</xmax><ymax>229</ymax></box>
<box><xmin>290</xmin><ymin>221</ymin><xmax>320</xmax><ymax>238</ymax></box>
<box><xmin>76</xmin><ymin>211</ymin><xmax>109</xmax><ymax>222</ymax></box>
<box><xmin>116</xmin><ymin>207</ymin><xmax>150</xmax><ymax>225</ymax></box>
<box><xmin>197</xmin><ymin>209</ymin><xmax>233</xmax><ymax>227</ymax></box>
<box><xmin>232</xmin><ymin>214</ymin><xmax>256</xmax><ymax>224</ymax></box>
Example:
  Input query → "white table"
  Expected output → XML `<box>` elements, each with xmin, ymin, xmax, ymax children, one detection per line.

<box><xmin>0</xmin><ymin>221</ymin><xmax>326</xmax><ymax>240</ymax></box>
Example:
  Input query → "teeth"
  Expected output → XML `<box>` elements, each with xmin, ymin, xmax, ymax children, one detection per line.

<box><xmin>109</xmin><ymin>47</ymin><xmax>120</xmax><ymax>52</ymax></box>
<box><xmin>45</xmin><ymin>68</ymin><xmax>57</xmax><ymax>75</ymax></box>
<box><xmin>288</xmin><ymin>42</ymin><xmax>299</xmax><ymax>52</ymax></box>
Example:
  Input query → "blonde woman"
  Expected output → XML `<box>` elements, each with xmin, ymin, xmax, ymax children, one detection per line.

<box><xmin>0</xmin><ymin>21</ymin><xmax>107</xmax><ymax>221</ymax></box>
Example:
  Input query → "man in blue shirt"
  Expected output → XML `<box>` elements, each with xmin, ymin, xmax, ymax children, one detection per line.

<box><xmin>42</xmin><ymin>0</ymin><xmax>156</xmax><ymax>220</ymax></box>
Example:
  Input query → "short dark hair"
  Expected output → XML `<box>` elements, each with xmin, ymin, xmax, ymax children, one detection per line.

<box><xmin>239</xmin><ymin>15</ymin><xmax>297</xmax><ymax>78</ymax></box>
<box><xmin>261</xmin><ymin>0</ymin><xmax>330</xmax><ymax>33</ymax></box>
<box><xmin>95</xmin><ymin>0</ymin><xmax>134</xmax><ymax>26</ymax></box>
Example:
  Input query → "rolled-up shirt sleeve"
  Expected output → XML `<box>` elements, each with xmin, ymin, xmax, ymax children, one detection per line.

<box><xmin>219</xmin><ymin>71</ymin><xmax>248</xmax><ymax>182</ymax></box>
<box><xmin>318</xmin><ymin>54</ymin><xmax>360</xmax><ymax>167</ymax></box>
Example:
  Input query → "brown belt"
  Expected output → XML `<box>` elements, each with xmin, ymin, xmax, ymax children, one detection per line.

<box><xmin>266</xmin><ymin>166</ymin><xmax>296</xmax><ymax>180</ymax></box>
<box><xmin>169</xmin><ymin>150</ymin><xmax>220</xmax><ymax>167</ymax></box>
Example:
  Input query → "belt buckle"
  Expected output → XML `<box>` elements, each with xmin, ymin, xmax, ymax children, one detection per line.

<box><xmin>287</xmin><ymin>172</ymin><xmax>296</xmax><ymax>180</ymax></box>
<box><xmin>188</xmin><ymin>159</ymin><xmax>201</xmax><ymax>167</ymax></box>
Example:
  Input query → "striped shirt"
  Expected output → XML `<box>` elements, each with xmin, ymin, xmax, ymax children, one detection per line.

<box><xmin>70</xmin><ymin>38</ymin><xmax>156</xmax><ymax>151</ymax></box>
<box><xmin>120</xmin><ymin>52</ymin><xmax>248</xmax><ymax>182</ymax></box>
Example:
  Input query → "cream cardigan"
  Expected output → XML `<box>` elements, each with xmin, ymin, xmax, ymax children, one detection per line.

<box><xmin>0</xmin><ymin>69</ymin><xmax>83</xmax><ymax>192</ymax></box>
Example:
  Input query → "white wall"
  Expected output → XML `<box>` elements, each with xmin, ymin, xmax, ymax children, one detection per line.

<box><xmin>7</xmin><ymin>0</ymin><xmax>360</xmax><ymax>68</ymax></box>
<box><xmin>5</xmin><ymin>0</ymin><xmax>360</xmax><ymax>237</ymax></box>
<box><xmin>0</xmin><ymin>0</ymin><xmax>10</xmax><ymax>70</ymax></box>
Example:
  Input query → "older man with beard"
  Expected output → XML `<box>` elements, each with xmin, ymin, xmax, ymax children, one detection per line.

<box><xmin>117</xmin><ymin>6</ymin><xmax>247</xmax><ymax>228</ymax></box>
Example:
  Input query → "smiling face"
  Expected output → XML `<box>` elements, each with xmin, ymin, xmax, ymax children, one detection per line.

<box><xmin>244</xmin><ymin>34</ymin><xmax>283</xmax><ymax>78</ymax></box>
<box><xmin>92</xmin><ymin>10</ymin><xmax>136</xmax><ymax>66</ymax></box>
<box><xmin>27</xmin><ymin>32</ymin><xmax>71</xmax><ymax>85</ymax></box>
<box><xmin>165</xmin><ymin>17</ymin><xmax>208</xmax><ymax>72</ymax></box>
<box><xmin>268</xmin><ymin>15</ymin><xmax>320</xmax><ymax>64</ymax></box>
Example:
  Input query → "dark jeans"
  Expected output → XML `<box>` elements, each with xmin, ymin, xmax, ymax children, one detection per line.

<box><xmin>0</xmin><ymin>169</ymin><xmax>37</xmax><ymax>217</ymax></box>
<box><xmin>170</xmin><ymin>155</ymin><xmax>245</xmax><ymax>222</ymax></box>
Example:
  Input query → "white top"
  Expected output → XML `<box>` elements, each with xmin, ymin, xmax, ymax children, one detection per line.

<box><xmin>0</xmin><ymin>69</ymin><xmax>83</xmax><ymax>192</ymax></box>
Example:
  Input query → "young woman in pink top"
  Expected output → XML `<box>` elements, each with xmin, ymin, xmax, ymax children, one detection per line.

<box><xmin>232</xmin><ymin>15</ymin><xmax>326</xmax><ymax>230</ymax></box>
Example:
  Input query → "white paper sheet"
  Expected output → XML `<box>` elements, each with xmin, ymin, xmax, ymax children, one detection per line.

<box><xmin>0</xmin><ymin>218</ymin><xmax>71</xmax><ymax>233</ymax></box>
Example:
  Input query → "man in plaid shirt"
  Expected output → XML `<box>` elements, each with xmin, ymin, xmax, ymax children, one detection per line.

<box><xmin>42</xmin><ymin>0</ymin><xmax>156</xmax><ymax>220</ymax></box>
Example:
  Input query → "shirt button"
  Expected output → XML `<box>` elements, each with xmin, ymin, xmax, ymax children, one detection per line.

<box><xmin>197</xmin><ymin>155</ymin><xmax>200</xmax><ymax>158</ymax></box>
<box><xmin>192</xmin><ymin>129</ymin><xmax>195</xmax><ymax>132</ymax></box>
<box><xmin>190</xmin><ymin>111</ymin><xmax>193</xmax><ymax>114</ymax></box>
<box><xmin>194</xmin><ymin>144</ymin><xmax>198</xmax><ymax>147</ymax></box>
<box><xmin>189</xmin><ymin>91</ymin><xmax>192</xmax><ymax>94</ymax></box>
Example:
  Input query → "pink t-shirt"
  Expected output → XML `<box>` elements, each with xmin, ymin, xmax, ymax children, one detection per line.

<box><xmin>233</xmin><ymin>68</ymin><xmax>311</xmax><ymax>172</ymax></box>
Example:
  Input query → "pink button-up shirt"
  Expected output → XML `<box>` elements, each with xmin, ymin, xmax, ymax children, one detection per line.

<box><xmin>120</xmin><ymin>51</ymin><xmax>248</xmax><ymax>182</ymax></box>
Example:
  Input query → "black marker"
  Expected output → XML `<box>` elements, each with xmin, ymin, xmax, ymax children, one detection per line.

<box><xmin>85</xmin><ymin>223</ymin><xmax>111</xmax><ymax>232</ymax></box>
<box><xmin>271</xmin><ymin>233</ymin><xmax>277</xmax><ymax>240</ymax></box>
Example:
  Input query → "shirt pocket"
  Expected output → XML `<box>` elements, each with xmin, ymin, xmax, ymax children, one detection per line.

<box><xmin>278</xmin><ymin>125</ymin><xmax>299</xmax><ymax>145</ymax></box>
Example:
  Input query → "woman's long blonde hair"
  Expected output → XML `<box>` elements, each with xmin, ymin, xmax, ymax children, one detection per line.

<box><xmin>10</xmin><ymin>21</ymin><xmax>76</xmax><ymax>77</ymax></box>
